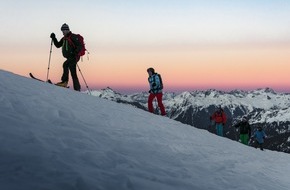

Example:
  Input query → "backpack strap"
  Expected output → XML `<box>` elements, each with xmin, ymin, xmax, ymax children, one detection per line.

<box><xmin>64</xmin><ymin>34</ymin><xmax>76</xmax><ymax>48</ymax></box>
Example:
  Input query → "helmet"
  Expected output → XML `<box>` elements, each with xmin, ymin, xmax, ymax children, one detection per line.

<box><xmin>216</xmin><ymin>105</ymin><xmax>222</xmax><ymax>112</ymax></box>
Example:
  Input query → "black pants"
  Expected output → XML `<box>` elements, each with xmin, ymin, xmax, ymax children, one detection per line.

<box><xmin>254</xmin><ymin>141</ymin><xmax>264</xmax><ymax>151</ymax></box>
<box><xmin>61</xmin><ymin>57</ymin><xmax>81</xmax><ymax>91</ymax></box>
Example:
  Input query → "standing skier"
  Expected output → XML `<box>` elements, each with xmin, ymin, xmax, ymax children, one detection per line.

<box><xmin>50</xmin><ymin>23</ymin><xmax>81</xmax><ymax>91</ymax></box>
<box><xmin>210</xmin><ymin>106</ymin><xmax>227</xmax><ymax>137</ymax></box>
<box><xmin>233</xmin><ymin>116</ymin><xmax>251</xmax><ymax>145</ymax></box>
<box><xmin>253</xmin><ymin>126</ymin><xmax>267</xmax><ymax>151</ymax></box>
<box><xmin>147</xmin><ymin>67</ymin><xmax>166</xmax><ymax>116</ymax></box>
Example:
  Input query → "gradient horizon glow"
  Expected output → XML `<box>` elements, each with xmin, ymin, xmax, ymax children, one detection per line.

<box><xmin>1</xmin><ymin>0</ymin><xmax>290</xmax><ymax>94</ymax></box>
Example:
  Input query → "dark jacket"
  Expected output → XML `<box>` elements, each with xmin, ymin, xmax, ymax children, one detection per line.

<box><xmin>52</xmin><ymin>32</ymin><xmax>82</xmax><ymax>59</ymax></box>
<box><xmin>234</xmin><ymin>121</ymin><xmax>251</xmax><ymax>135</ymax></box>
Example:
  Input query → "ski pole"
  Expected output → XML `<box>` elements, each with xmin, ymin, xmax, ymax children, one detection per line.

<box><xmin>46</xmin><ymin>39</ymin><xmax>53</xmax><ymax>82</ymax></box>
<box><xmin>76</xmin><ymin>64</ymin><xmax>91</xmax><ymax>95</ymax></box>
<box><xmin>154</xmin><ymin>98</ymin><xmax>159</xmax><ymax>114</ymax></box>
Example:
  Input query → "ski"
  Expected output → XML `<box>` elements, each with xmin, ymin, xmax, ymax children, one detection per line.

<box><xmin>29</xmin><ymin>73</ymin><xmax>43</xmax><ymax>81</ymax></box>
<box><xmin>29</xmin><ymin>73</ymin><xmax>52</xmax><ymax>83</ymax></box>
<box><xmin>29</xmin><ymin>73</ymin><xmax>69</xmax><ymax>88</ymax></box>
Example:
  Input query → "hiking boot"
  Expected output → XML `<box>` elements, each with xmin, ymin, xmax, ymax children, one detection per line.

<box><xmin>56</xmin><ymin>81</ymin><xmax>68</xmax><ymax>87</ymax></box>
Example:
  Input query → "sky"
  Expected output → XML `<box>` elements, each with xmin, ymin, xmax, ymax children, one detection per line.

<box><xmin>1</xmin><ymin>69</ymin><xmax>290</xmax><ymax>189</ymax></box>
<box><xmin>1</xmin><ymin>0</ymin><xmax>290</xmax><ymax>93</ymax></box>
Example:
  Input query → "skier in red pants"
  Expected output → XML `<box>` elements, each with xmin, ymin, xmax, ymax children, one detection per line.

<box><xmin>147</xmin><ymin>68</ymin><xmax>166</xmax><ymax>116</ymax></box>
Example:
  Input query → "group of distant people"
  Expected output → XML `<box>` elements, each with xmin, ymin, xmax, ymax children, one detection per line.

<box><xmin>148</xmin><ymin>66</ymin><xmax>267</xmax><ymax>151</ymax></box>
<box><xmin>210</xmin><ymin>107</ymin><xmax>267</xmax><ymax>150</ymax></box>
<box><xmin>50</xmin><ymin>23</ymin><xmax>266</xmax><ymax>150</ymax></box>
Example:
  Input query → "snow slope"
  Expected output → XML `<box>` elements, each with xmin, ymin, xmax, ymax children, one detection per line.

<box><xmin>0</xmin><ymin>70</ymin><xmax>290</xmax><ymax>190</ymax></box>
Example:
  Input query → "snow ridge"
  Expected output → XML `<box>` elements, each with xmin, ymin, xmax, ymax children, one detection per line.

<box><xmin>1</xmin><ymin>70</ymin><xmax>290</xmax><ymax>190</ymax></box>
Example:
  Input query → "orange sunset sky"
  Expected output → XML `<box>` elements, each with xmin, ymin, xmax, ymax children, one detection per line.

<box><xmin>1</xmin><ymin>0</ymin><xmax>290</xmax><ymax>93</ymax></box>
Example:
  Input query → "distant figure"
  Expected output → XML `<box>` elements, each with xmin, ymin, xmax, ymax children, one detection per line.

<box><xmin>233</xmin><ymin>116</ymin><xmax>251</xmax><ymax>145</ymax></box>
<box><xmin>50</xmin><ymin>23</ymin><xmax>81</xmax><ymax>91</ymax></box>
<box><xmin>210</xmin><ymin>106</ymin><xmax>227</xmax><ymax>136</ymax></box>
<box><xmin>253</xmin><ymin>126</ymin><xmax>267</xmax><ymax>151</ymax></box>
<box><xmin>147</xmin><ymin>67</ymin><xmax>166</xmax><ymax>116</ymax></box>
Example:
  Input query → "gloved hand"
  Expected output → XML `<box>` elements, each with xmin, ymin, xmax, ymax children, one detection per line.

<box><xmin>50</xmin><ymin>33</ymin><xmax>56</xmax><ymax>39</ymax></box>
<box><xmin>148</xmin><ymin>90</ymin><xmax>152</xmax><ymax>93</ymax></box>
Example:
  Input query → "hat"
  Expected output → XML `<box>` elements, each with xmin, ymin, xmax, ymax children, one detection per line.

<box><xmin>61</xmin><ymin>23</ymin><xmax>70</xmax><ymax>31</ymax></box>
<box><xmin>147</xmin><ymin>67</ymin><xmax>155</xmax><ymax>73</ymax></box>
<box><xmin>216</xmin><ymin>105</ymin><xmax>222</xmax><ymax>111</ymax></box>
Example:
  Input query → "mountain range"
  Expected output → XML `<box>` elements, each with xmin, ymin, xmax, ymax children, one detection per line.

<box><xmin>90</xmin><ymin>87</ymin><xmax>290</xmax><ymax>153</ymax></box>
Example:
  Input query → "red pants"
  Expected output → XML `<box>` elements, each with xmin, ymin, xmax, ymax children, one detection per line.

<box><xmin>148</xmin><ymin>93</ymin><xmax>166</xmax><ymax>116</ymax></box>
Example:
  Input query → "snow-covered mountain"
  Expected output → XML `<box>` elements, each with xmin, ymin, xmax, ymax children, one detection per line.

<box><xmin>90</xmin><ymin>87</ymin><xmax>290</xmax><ymax>153</ymax></box>
<box><xmin>2</xmin><ymin>69</ymin><xmax>290</xmax><ymax>190</ymax></box>
<box><xmin>91</xmin><ymin>87</ymin><xmax>148</xmax><ymax>110</ymax></box>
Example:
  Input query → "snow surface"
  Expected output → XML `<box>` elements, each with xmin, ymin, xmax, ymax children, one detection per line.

<box><xmin>1</xmin><ymin>70</ymin><xmax>290</xmax><ymax>190</ymax></box>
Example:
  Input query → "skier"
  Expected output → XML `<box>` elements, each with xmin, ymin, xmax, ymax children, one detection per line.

<box><xmin>147</xmin><ymin>67</ymin><xmax>166</xmax><ymax>116</ymax></box>
<box><xmin>253</xmin><ymin>126</ymin><xmax>267</xmax><ymax>151</ymax></box>
<box><xmin>210</xmin><ymin>106</ymin><xmax>227</xmax><ymax>136</ymax></box>
<box><xmin>233</xmin><ymin>116</ymin><xmax>251</xmax><ymax>145</ymax></box>
<box><xmin>50</xmin><ymin>23</ymin><xmax>81</xmax><ymax>91</ymax></box>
